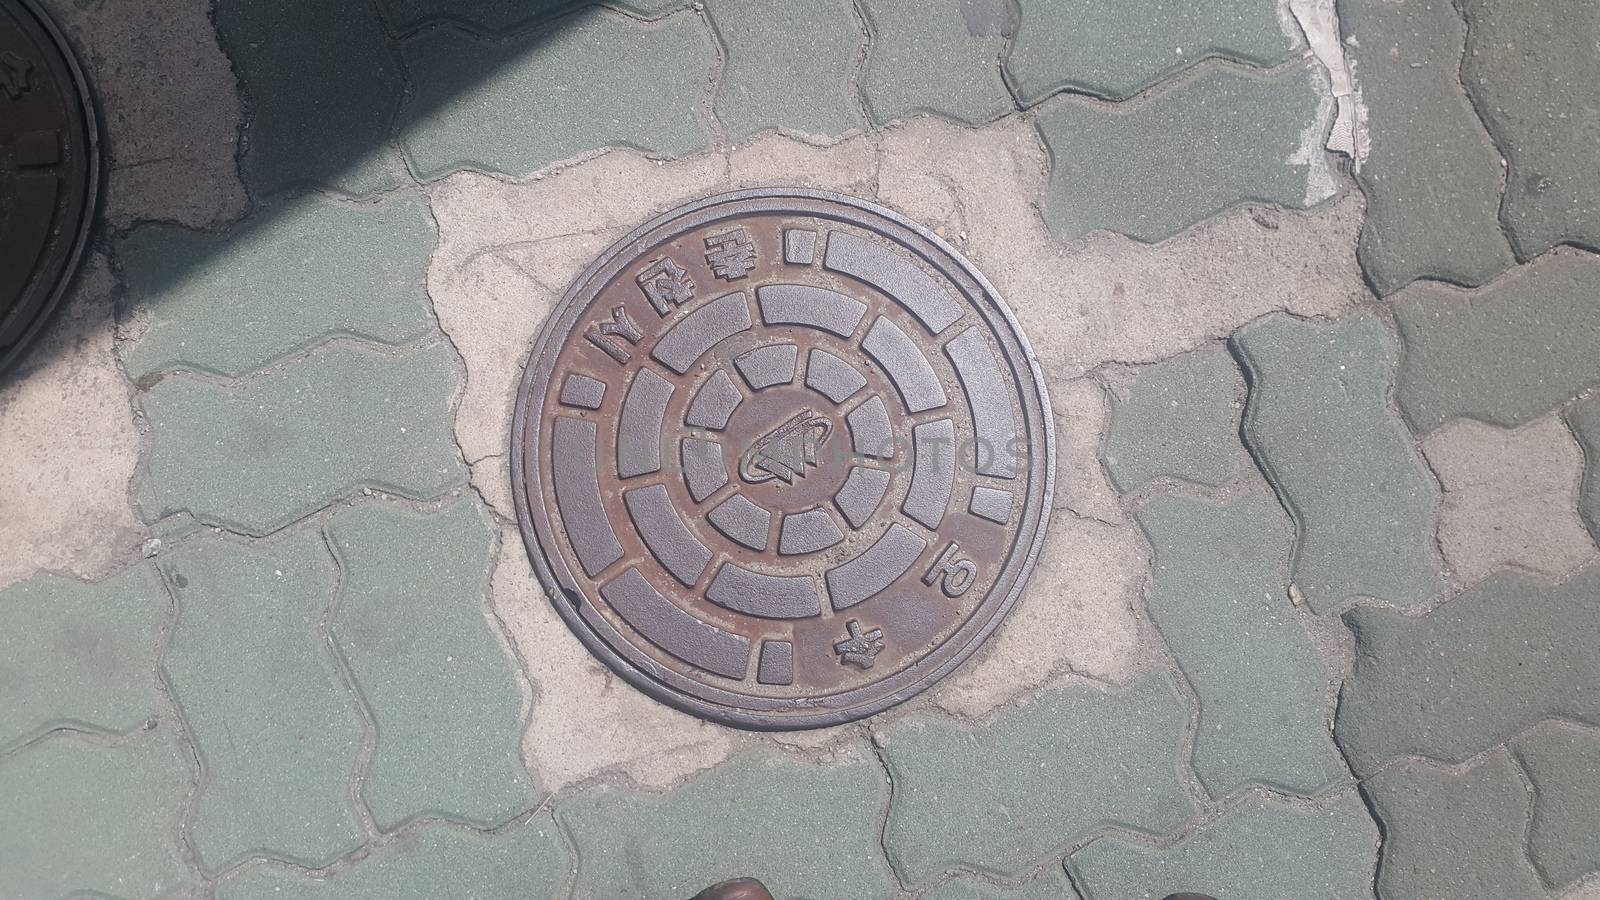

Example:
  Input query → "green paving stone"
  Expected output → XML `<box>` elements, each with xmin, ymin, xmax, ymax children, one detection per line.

<box><xmin>1361</xmin><ymin>754</ymin><xmax>1546</xmax><ymax>900</ymax></box>
<box><xmin>1391</xmin><ymin>249</ymin><xmax>1600</xmax><ymax>434</ymax></box>
<box><xmin>881</xmin><ymin>674</ymin><xmax>1194</xmax><ymax>884</ymax></box>
<box><xmin>1102</xmin><ymin>346</ymin><xmax>1251</xmax><ymax>492</ymax></box>
<box><xmin>0</xmin><ymin>729</ymin><xmax>193</xmax><ymax>899</ymax></box>
<box><xmin>398</xmin><ymin>10</ymin><xmax>714</xmax><ymax>179</ymax></box>
<box><xmin>216</xmin><ymin>0</ymin><xmax>404</xmax><ymax>196</ymax></box>
<box><xmin>1335</xmin><ymin>566</ymin><xmax>1600</xmax><ymax>777</ymax></box>
<box><xmin>1136</xmin><ymin>492</ymin><xmax>1346</xmax><ymax>798</ymax></box>
<box><xmin>381</xmin><ymin>0</ymin><xmax>684</xmax><ymax>34</ymax></box>
<box><xmin>0</xmin><ymin>565</ymin><xmax>165</xmax><ymax>750</ymax></box>
<box><xmin>326</xmin><ymin>497</ymin><xmax>539</xmax><ymax>831</ymax></box>
<box><xmin>1006</xmin><ymin>0</ymin><xmax>1299</xmax><ymax>103</ymax></box>
<box><xmin>922</xmin><ymin>870</ymin><xmax>1082</xmax><ymax>900</ymax></box>
<box><xmin>1571</xmin><ymin>395</ymin><xmax>1600</xmax><ymax>542</ymax></box>
<box><xmin>218</xmin><ymin>819</ymin><xmax>567</xmax><ymax>900</ymax></box>
<box><xmin>1338</xmin><ymin>0</ymin><xmax>1515</xmax><ymax>295</ymax></box>
<box><xmin>120</xmin><ymin>194</ymin><xmax>439</xmax><ymax>380</ymax></box>
<box><xmin>706</xmin><ymin>0</ymin><xmax>861</xmax><ymax>139</ymax></box>
<box><xmin>1035</xmin><ymin>62</ymin><xmax>1329</xmax><ymax>243</ymax></box>
<box><xmin>1067</xmin><ymin>794</ymin><xmax>1378</xmax><ymax>899</ymax></box>
<box><xmin>1513</xmin><ymin>723</ymin><xmax>1600</xmax><ymax>888</ymax></box>
<box><xmin>859</xmin><ymin>0</ymin><xmax>1015</xmax><ymax>126</ymax></box>
<box><xmin>1231</xmin><ymin>312</ymin><xmax>1444</xmax><ymax>613</ymax></box>
<box><xmin>135</xmin><ymin>342</ymin><xmax>465</xmax><ymax>536</ymax></box>
<box><xmin>1460</xmin><ymin>0</ymin><xmax>1600</xmax><ymax>259</ymax></box>
<box><xmin>557</xmin><ymin>750</ymin><xmax>893</xmax><ymax>898</ymax></box>
<box><xmin>162</xmin><ymin>530</ymin><xmax>365</xmax><ymax>871</ymax></box>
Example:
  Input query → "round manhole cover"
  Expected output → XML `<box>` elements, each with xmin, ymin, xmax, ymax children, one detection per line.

<box><xmin>512</xmin><ymin>188</ymin><xmax>1054</xmax><ymax>729</ymax></box>
<box><xmin>0</xmin><ymin>0</ymin><xmax>97</xmax><ymax>375</ymax></box>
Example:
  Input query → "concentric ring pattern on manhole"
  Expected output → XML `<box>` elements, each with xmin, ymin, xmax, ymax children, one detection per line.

<box><xmin>0</xmin><ymin>0</ymin><xmax>97</xmax><ymax>374</ymax></box>
<box><xmin>512</xmin><ymin>188</ymin><xmax>1054</xmax><ymax>729</ymax></box>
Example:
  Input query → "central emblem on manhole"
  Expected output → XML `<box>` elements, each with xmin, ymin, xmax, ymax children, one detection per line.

<box><xmin>511</xmin><ymin>188</ymin><xmax>1054</xmax><ymax>729</ymax></box>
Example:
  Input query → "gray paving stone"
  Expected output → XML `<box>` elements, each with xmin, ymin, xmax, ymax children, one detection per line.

<box><xmin>1460</xmin><ymin>0</ymin><xmax>1600</xmax><ymax>259</ymax></box>
<box><xmin>1570</xmin><ymin>395</ymin><xmax>1600</xmax><ymax>543</ymax></box>
<box><xmin>136</xmin><ymin>342</ymin><xmax>465</xmax><ymax>536</ymax></box>
<box><xmin>1335</xmin><ymin>565</ymin><xmax>1600</xmax><ymax>776</ymax></box>
<box><xmin>880</xmin><ymin>674</ymin><xmax>1195</xmax><ymax>884</ymax></box>
<box><xmin>0</xmin><ymin>729</ymin><xmax>193</xmax><ymax>899</ymax></box>
<box><xmin>120</xmin><ymin>194</ymin><xmax>439</xmax><ymax>380</ymax></box>
<box><xmin>161</xmin><ymin>529</ymin><xmax>365</xmax><ymax>871</ymax></box>
<box><xmin>1006</xmin><ymin>0</ymin><xmax>1300</xmax><ymax>103</ymax></box>
<box><xmin>0</xmin><ymin>565</ymin><xmax>166</xmax><ymax>750</ymax></box>
<box><xmin>216</xmin><ymin>0</ymin><xmax>405</xmax><ymax>196</ymax></box>
<box><xmin>1035</xmin><ymin>62</ymin><xmax>1330</xmax><ymax>242</ymax></box>
<box><xmin>1513</xmin><ymin>723</ymin><xmax>1600</xmax><ymax>888</ymax></box>
<box><xmin>1067</xmin><ymin>793</ymin><xmax>1378</xmax><ymax>900</ymax></box>
<box><xmin>922</xmin><ymin>870</ymin><xmax>1082</xmax><ymax>900</ymax></box>
<box><xmin>218</xmin><ymin>819</ymin><xmax>567</xmax><ymax>900</ymax></box>
<box><xmin>326</xmin><ymin>497</ymin><xmax>538</xmax><ymax>830</ymax></box>
<box><xmin>557</xmin><ymin>749</ymin><xmax>894</xmax><ymax>898</ymax></box>
<box><xmin>1231</xmin><ymin>312</ymin><xmax>1444</xmax><ymax>613</ymax></box>
<box><xmin>399</xmin><ymin>10</ymin><xmax>714</xmax><ymax>179</ymax></box>
<box><xmin>1338</xmin><ymin>0</ymin><xmax>1515</xmax><ymax>295</ymax></box>
<box><xmin>1361</xmin><ymin>753</ymin><xmax>1546</xmax><ymax>900</ymax></box>
<box><xmin>859</xmin><ymin>0</ymin><xmax>1015</xmax><ymax>126</ymax></box>
<box><xmin>1136</xmin><ymin>492</ymin><xmax>1346</xmax><ymax>798</ymax></box>
<box><xmin>1391</xmin><ymin>248</ymin><xmax>1600</xmax><ymax>434</ymax></box>
<box><xmin>381</xmin><ymin>0</ymin><xmax>684</xmax><ymax>34</ymax></box>
<box><xmin>706</xmin><ymin>0</ymin><xmax>861</xmax><ymax>139</ymax></box>
<box><xmin>1102</xmin><ymin>346</ymin><xmax>1251</xmax><ymax>492</ymax></box>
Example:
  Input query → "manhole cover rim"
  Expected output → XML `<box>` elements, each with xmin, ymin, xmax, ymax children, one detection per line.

<box><xmin>510</xmin><ymin>186</ymin><xmax>1056</xmax><ymax>730</ymax></box>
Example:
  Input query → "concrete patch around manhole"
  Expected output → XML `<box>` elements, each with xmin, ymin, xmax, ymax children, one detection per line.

<box><xmin>509</xmin><ymin>188</ymin><xmax>1055</xmax><ymax>729</ymax></box>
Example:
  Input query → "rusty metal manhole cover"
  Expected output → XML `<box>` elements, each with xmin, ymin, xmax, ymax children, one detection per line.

<box><xmin>512</xmin><ymin>188</ymin><xmax>1054</xmax><ymax>729</ymax></box>
<box><xmin>0</xmin><ymin>0</ymin><xmax>96</xmax><ymax>375</ymax></box>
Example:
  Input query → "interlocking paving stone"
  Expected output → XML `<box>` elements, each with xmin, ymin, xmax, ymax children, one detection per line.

<box><xmin>1067</xmin><ymin>793</ymin><xmax>1379</xmax><ymax>899</ymax></box>
<box><xmin>707</xmin><ymin>0</ymin><xmax>861</xmax><ymax>139</ymax></box>
<box><xmin>136</xmin><ymin>342</ymin><xmax>465</xmax><ymax>536</ymax></box>
<box><xmin>1231</xmin><ymin>312</ymin><xmax>1444</xmax><ymax>613</ymax></box>
<box><xmin>1136</xmin><ymin>492</ymin><xmax>1346</xmax><ymax>797</ymax></box>
<box><xmin>1391</xmin><ymin>248</ymin><xmax>1600</xmax><ymax>433</ymax></box>
<box><xmin>216</xmin><ymin>0</ymin><xmax>404</xmax><ymax>196</ymax></box>
<box><xmin>162</xmin><ymin>530</ymin><xmax>365</xmax><ymax>871</ymax></box>
<box><xmin>1102</xmin><ymin>346</ymin><xmax>1251</xmax><ymax>492</ymax></box>
<box><xmin>0</xmin><ymin>565</ymin><xmax>165</xmax><ymax>750</ymax></box>
<box><xmin>557</xmin><ymin>750</ymin><xmax>893</xmax><ymax>898</ymax></box>
<box><xmin>381</xmin><ymin>0</ymin><xmax>683</xmax><ymax>34</ymax></box>
<box><xmin>1335</xmin><ymin>565</ymin><xmax>1600</xmax><ymax>776</ymax></box>
<box><xmin>218</xmin><ymin>819</ymin><xmax>567</xmax><ymax>900</ymax></box>
<box><xmin>1512</xmin><ymin>723</ymin><xmax>1600</xmax><ymax>888</ymax></box>
<box><xmin>1338</xmin><ymin>0</ymin><xmax>1515</xmax><ymax>295</ymax></box>
<box><xmin>922</xmin><ymin>870</ymin><xmax>1082</xmax><ymax>900</ymax></box>
<box><xmin>1571</xmin><ymin>395</ymin><xmax>1600</xmax><ymax>543</ymax></box>
<box><xmin>1035</xmin><ymin>62</ymin><xmax>1331</xmax><ymax>242</ymax></box>
<box><xmin>1006</xmin><ymin>0</ymin><xmax>1300</xmax><ymax>103</ymax></box>
<box><xmin>880</xmin><ymin>674</ymin><xmax>1194</xmax><ymax>883</ymax></box>
<box><xmin>0</xmin><ymin>729</ymin><xmax>193</xmax><ymax>899</ymax></box>
<box><xmin>326</xmin><ymin>497</ymin><xmax>538</xmax><ymax>830</ymax></box>
<box><xmin>120</xmin><ymin>194</ymin><xmax>439</xmax><ymax>379</ymax></box>
<box><xmin>399</xmin><ymin>10</ymin><xmax>714</xmax><ymax>179</ymax></box>
<box><xmin>1460</xmin><ymin>0</ymin><xmax>1600</xmax><ymax>259</ymax></box>
<box><xmin>1361</xmin><ymin>753</ymin><xmax>1546</xmax><ymax>900</ymax></box>
<box><xmin>859</xmin><ymin>0</ymin><xmax>1015</xmax><ymax>126</ymax></box>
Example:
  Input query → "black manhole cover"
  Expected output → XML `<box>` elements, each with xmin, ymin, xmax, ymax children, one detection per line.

<box><xmin>512</xmin><ymin>188</ymin><xmax>1054</xmax><ymax>729</ymax></box>
<box><xmin>0</xmin><ymin>0</ymin><xmax>97</xmax><ymax>375</ymax></box>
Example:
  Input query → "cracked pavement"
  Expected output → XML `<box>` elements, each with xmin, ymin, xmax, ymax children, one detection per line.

<box><xmin>1</xmin><ymin>0</ymin><xmax>1597</xmax><ymax>897</ymax></box>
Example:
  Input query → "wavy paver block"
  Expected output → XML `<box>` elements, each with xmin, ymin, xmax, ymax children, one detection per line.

<box><xmin>1335</xmin><ymin>566</ymin><xmax>1600</xmax><ymax>776</ymax></box>
<box><xmin>1035</xmin><ymin>62</ymin><xmax>1331</xmax><ymax>242</ymax></box>
<box><xmin>1103</xmin><ymin>345</ymin><xmax>1251</xmax><ymax>492</ymax></box>
<box><xmin>881</xmin><ymin>674</ymin><xmax>1195</xmax><ymax>883</ymax></box>
<box><xmin>707</xmin><ymin>0</ymin><xmax>861</xmax><ymax>139</ymax></box>
<box><xmin>1337</xmin><ymin>0</ymin><xmax>1515</xmax><ymax>294</ymax></box>
<box><xmin>859</xmin><ymin>0</ymin><xmax>1015</xmax><ymax>126</ymax></box>
<box><xmin>326</xmin><ymin>496</ymin><xmax>539</xmax><ymax>830</ymax></box>
<box><xmin>161</xmin><ymin>530</ymin><xmax>365</xmax><ymax>871</ymax></box>
<box><xmin>556</xmin><ymin>750</ymin><xmax>894</xmax><ymax>898</ymax></box>
<box><xmin>1232</xmin><ymin>312</ymin><xmax>1444</xmax><ymax>613</ymax></box>
<box><xmin>1135</xmin><ymin>492</ymin><xmax>1346</xmax><ymax>797</ymax></box>
<box><xmin>1007</xmin><ymin>0</ymin><xmax>1300</xmax><ymax>103</ymax></box>
<box><xmin>1392</xmin><ymin>249</ymin><xmax>1600</xmax><ymax>433</ymax></box>
<box><xmin>1067</xmin><ymin>794</ymin><xmax>1379</xmax><ymax>900</ymax></box>
<box><xmin>136</xmin><ymin>342</ymin><xmax>465</xmax><ymax>536</ymax></box>
<box><xmin>1513</xmin><ymin>723</ymin><xmax>1600</xmax><ymax>888</ymax></box>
